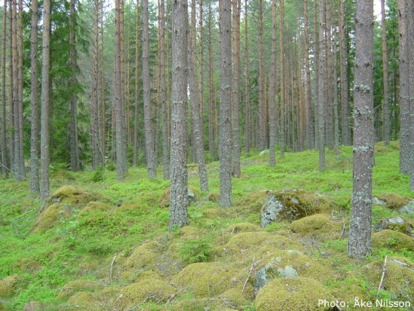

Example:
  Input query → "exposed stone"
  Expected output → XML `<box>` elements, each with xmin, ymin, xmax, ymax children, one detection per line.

<box><xmin>277</xmin><ymin>265</ymin><xmax>298</xmax><ymax>278</ymax></box>
<box><xmin>374</xmin><ymin>216</ymin><xmax>413</xmax><ymax>234</ymax></box>
<box><xmin>159</xmin><ymin>186</ymin><xmax>200</xmax><ymax>208</ymax></box>
<box><xmin>399</xmin><ymin>200</ymin><xmax>414</xmax><ymax>214</ymax></box>
<box><xmin>373</xmin><ymin>197</ymin><xmax>386</xmax><ymax>206</ymax></box>
<box><xmin>259</xmin><ymin>150</ymin><xmax>269</xmax><ymax>156</ymax></box>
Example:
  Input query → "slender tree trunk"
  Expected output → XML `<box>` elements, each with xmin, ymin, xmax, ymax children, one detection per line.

<box><xmin>244</xmin><ymin>0</ymin><xmax>250</xmax><ymax>154</ymax></box>
<box><xmin>30</xmin><ymin>0</ymin><xmax>39</xmax><ymax>193</ymax></box>
<box><xmin>219</xmin><ymin>0</ymin><xmax>232</xmax><ymax>208</ymax></box>
<box><xmin>333</xmin><ymin>27</ymin><xmax>340</xmax><ymax>157</ymax></box>
<box><xmin>339</xmin><ymin>0</ymin><xmax>350</xmax><ymax>145</ymax></box>
<box><xmin>169</xmin><ymin>0</ymin><xmax>189</xmax><ymax>230</ymax></box>
<box><xmin>325</xmin><ymin>0</ymin><xmax>333</xmax><ymax>151</ymax></box>
<box><xmin>269</xmin><ymin>0</ymin><xmax>277</xmax><ymax>167</ymax></box>
<box><xmin>11</xmin><ymin>0</ymin><xmax>18</xmax><ymax>179</ymax></box>
<box><xmin>348</xmin><ymin>0</ymin><xmax>374</xmax><ymax>258</ymax></box>
<box><xmin>208</xmin><ymin>0</ymin><xmax>214</xmax><ymax>159</ymax></box>
<box><xmin>199</xmin><ymin>0</ymin><xmax>204</xmax><ymax>128</ymax></box>
<box><xmin>318</xmin><ymin>0</ymin><xmax>325</xmax><ymax>171</ymax></box>
<box><xmin>279</xmin><ymin>0</ymin><xmax>285</xmax><ymax>159</ymax></box>
<box><xmin>407</xmin><ymin>1</ymin><xmax>414</xmax><ymax>190</ymax></box>
<box><xmin>159</xmin><ymin>0</ymin><xmax>169</xmax><ymax>179</ymax></box>
<box><xmin>381</xmin><ymin>0</ymin><xmax>390</xmax><ymax>146</ymax></box>
<box><xmin>232</xmin><ymin>0</ymin><xmax>241</xmax><ymax>177</ymax></box>
<box><xmin>258</xmin><ymin>0</ymin><xmax>265</xmax><ymax>150</ymax></box>
<box><xmin>2</xmin><ymin>0</ymin><xmax>8</xmax><ymax>178</ymax></box>
<box><xmin>69</xmin><ymin>0</ymin><xmax>79</xmax><ymax>171</ymax></box>
<box><xmin>100</xmin><ymin>0</ymin><xmax>106</xmax><ymax>166</ymax></box>
<box><xmin>16</xmin><ymin>0</ymin><xmax>24</xmax><ymax>180</ymax></box>
<box><xmin>133</xmin><ymin>0</ymin><xmax>140</xmax><ymax>167</ymax></box>
<box><xmin>313</xmin><ymin>0</ymin><xmax>319</xmax><ymax>149</ymax></box>
<box><xmin>120</xmin><ymin>0</ymin><xmax>128</xmax><ymax>174</ymax></box>
<box><xmin>8</xmin><ymin>0</ymin><xmax>14</xmax><ymax>173</ymax></box>
<box><xmin>91</xmin><ymin>0</ymin><xmax>100</xmax><ymax>170</ymax></box>
<box><xmin>304</xmin><ymin>0</ymin><xmax>313</xmax><ymax>149</ymax></box>
<box><xmin>142</xmin><ymin>0</ymin><xmax>157</xmax><ymax>177</ymax></box>
<box><xmin>40</xmin><ymin>0</ymin><xmax>51</xmax><ymax>203</ymax></box>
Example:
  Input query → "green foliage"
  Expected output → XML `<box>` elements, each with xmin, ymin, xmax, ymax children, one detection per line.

<box><xmin>178</xmin><ymin>237</ymin><xmax>214</xmax><ymax>264</ymax></box>
<box><xmin>91</xmin><ymin>166</ymin><xmax>104</xmax><ymax>182</ymax></box>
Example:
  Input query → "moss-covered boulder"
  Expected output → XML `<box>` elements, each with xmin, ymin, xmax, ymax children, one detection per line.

<box><xmin>226</xmin><ymin>223</ymin><xmax>263</xmax><ymax>234</ymax></box>
<box><xmin>374</xmin><ymin>193</ymin><xmax>410</xmax><ymax>210</ymax></box>
<box><xmin>379</xmin><ymin>257</ymin><xmax>414</xmax><ymax>299</ymax></box>
<box><xmin>372</xmin><ymin>229</ymin><xmax>414</xmax><ymax>251</ymax></box>
<box><xmin>289</xmin><ymin>214</ymin><xmax>342</xmax><ymax>238</ymax></box>
<box><xmin>0</xmin><ymin>274</ymin><xmax>18</xmax><ymax>297</ymax></box>
<box><xmin>374</xmin><ymin>216</ymin><xmax>414</xmax><ymax>234</ymax></box>
<box><xmin>66</xmin><ymin>291</ymin><xmax>102</xmax><ymax>310</ymax></box>
<box><xmin>172</xmin><ymin>262</ymin><xmax>238</xmax><ymax>297</ymax></box>
<box><xmin>125</xmin><ymin>241</ymin><xmax>163</xmax><ymax>269</ymax></box>
<box><xmin>112</xmin><ymin>279</ymin><xmax>175</xmax><ymax>309</ymax></box>
<box><xmin>57</xmin><ymin>279</ymin><xmax>102</xmax><ymax>300</ymax></box>
<box><xmin>255</xmin><ymin>277</ymin><xmax>334</xmax><ymax>311</ymax></box>
<box><xmin>261</xmin><ymin>190</ymin><xmax>336</xmax><ymax>228</ymax></box>
<box><xmin>14</xmin><ymin>257</ymin><xmax>41</xmax><ymax>274</ymax></box>
<box><xmin>22</xmin><ymin>301</ymin><xmax>45</xmax><ymax>311</ymax></box>
<box><xmin>159</xmin><ymin>185</ymin><xmax>200</xmax><ymax>208</ymax></box>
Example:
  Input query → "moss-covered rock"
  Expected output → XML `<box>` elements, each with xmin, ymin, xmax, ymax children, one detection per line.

<box><xmin>375</xmin><ymin>193</ymin><xmax>410</xmax><ymax>210</ymax></box>
<box><xmin>112</xmin><ymin>279</ymin><xmax>175</xmax><ymax>309</ymax></box>
<box><xmin>226</xmin><ymin>223</ymin><xmax>263</xmax><ymax>234</ymax></box>
<box><xmin>255</xmin><ymin>277</ymin><xmax>334</xmax><ymax>311</ymax></box>
<box><xmin>57</xmin><ymin>279</ymin><xmax>102</xmax><ymax>300</ymax></box>
<box><xmin>159</xmin><ymin>185</ymin><xmax>200</xmax><ymax>208</ymax></box>
<box><xmin>66</xmin><ymin>291</ymin><xmax>102</xmax><ymax>310</ymax></box>
<box><xmin>172</xmin><ymin>262</ymin><xmax>238</xmax><ymax>297</ymax></box>
<box><xmin>374</xmin><ymin>216</ymin><xmax>414</xmax><ymax>234</ymax></box>
<box><xmin>0</xmin><ymin>274</ymin><xmax>18</xmax><ymax>297</ymax></box>
<box><xmin>13</xmin><ymin>257</ymin><xmax>41</xmax><ymax>274</ymax></box>
<box><xmin>126</xmin><ymin>241</ymin><xmax>163</xmax><ymax>269</ymax></box>
<box><xmin>289</xmin><ymin>214</ymin><xmax>342</xmax><ymax>238</ymax></box>
<box><xmin>372</xmin><ymin>229</ymin><xmax>414</xmax><ymax>251</ymax></box>
<box><xmin>79</xmin><ymin>201</ymin><xmax>111</xmax><ymax>216</ymax></box>
<box><xmin>22</xmin><ymin>301</ymin><xmax>45</xmax><ymax>311</ymax></box>
<box><xmin>49</xmin><ymin>186</ymin><xmax>96</xmax><ymax>204</ymax></box>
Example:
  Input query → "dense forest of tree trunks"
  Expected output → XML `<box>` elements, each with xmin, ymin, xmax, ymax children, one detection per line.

<box><xmin>0</xmin><ymin>0</ymin><xmax>413</xmax><ymax>238</ymax></box>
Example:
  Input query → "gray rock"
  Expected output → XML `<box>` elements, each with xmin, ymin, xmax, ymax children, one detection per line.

<box><xmin>388</xmin><ymin>259</ymin><xmax>410</xmax><ymax>268</ymax></box>
<box><xmin>261</xmin><ymin>195</ymin><xmax>285</xmax><ymax>228</ymax></box>
<box><xmin>259</xmin><ymin>150</ymin><xmax>269</xmax><ymax>156</ymax></box>
<box><xmin>389</xmin><ymin>216</ymin><xmax>405</xmax><ymax>225</ymax></box>
<box><xmin>254</xmin><ymin>267</ymin><xmax>268</xmax><ymax>291</ymax></box>
<box><xmin>277</xmin><ymin>266</ymin><xmax>298</xmax><ymax>278</ymax></box>
<box><xmin>399</xmin><ymin>201</ymin><xmax>414</xmax><ymax>214</ymax></box>
<box><xmin>373</xmin><ymin>197</ymin><xmax>386</xmax><ymax>206</ymax></box>
<box><xmin>188</xmin><ymin>188</ymin><xmax>197</xmax><ymax>203</ymax></box>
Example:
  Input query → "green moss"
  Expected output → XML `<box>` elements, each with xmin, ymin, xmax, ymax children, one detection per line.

<box><xmin>255</xmin><ymin>277</ymin><xmax>334</xmax><ymax>311</ymax></box>
<box><xmin>113</xmin><ymin>279</ymin><xmax>175</xmax><ymax>309</ymax></box>
<box><xmin>159</xmin><ymin>185</ymin><xmax>201</xmax><ymax>208</ymax></box>
<box><xmin>22</xmin><ymin>301</ymin><xmax>45</xmax><ymax>311</ymax></box>
<box><xmin>66</xmin><ymin>291</ymin><xmax>102</xmax><ymax>310</ymax></box>
<box><xmin>125</xmin><ymin>241</ymin><xmax>162</xmax><ymax>269</ymax></box>
<box><xmin>79</xmin><ymin>202</ymin><xmax>110</xmax><ymax>216</ymax></box>
<box><xmin>13</xmin><ymin>258</ymin><xmax>41</xmax><ymax>274</ymax></box>
<box><xmin>375</xmin><ymin>193</ymin><xmax>410</xmax><ymax>210</ymax></box>
<box><xmin>289</xmin><ymin>214</ymin><xmax>342</xmax><ymax>238</ymax></box>
<box><xmin>372</xmin><ymin>230</ymin><xmax>414</xmax><ymax>251</ymax></box>
<box><xmin>0</xmin><ymin>274</ymin><xmax>18</xmax><ymax>298</ymax></box>
<box><xmin>226</xmin><ymin>223</ymin><xmax>263</xmax><ymax>234</ymax></box>
<box><xmin>57</xmin><ymin>279</ymin><xmax>102</xmax><ymax>300</ymax></box>
<box><xmin>172</xmin><ymin>262</ymin><xmax>238</xmax><ymax>297</ymax></box>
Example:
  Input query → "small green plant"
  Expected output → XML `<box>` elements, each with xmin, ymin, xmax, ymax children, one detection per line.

<box><xmin>178</xmin><ymin>237</ymin><xmax>214</xmax><ymax>264</ymax></box>
<box><xmin>91</xmin><ymin>166</ymin><xmax>105</xmax><ymax>182</ymax></box>
<box><xmin>56</xmin><ymin>205</ymin><xmax>80</xmax><ymax>244</ymax></box>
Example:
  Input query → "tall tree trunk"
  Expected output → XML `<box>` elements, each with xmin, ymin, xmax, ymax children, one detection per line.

<box><xmin>313</xmin><ymin>0</ymin><xmax>319</xmax><ymax>149</ymax></box>
<box><xmin>199</xmin><ymin>0</ymin><xmax>204</xmax><ymax>128</ymax></box>
<box><xmin>279</xmin><ymin>0</ymin><xmax>285</xmax><ymax>158</ymax></box>
<box><xmin>91</xmin><ymin>0</ymin><xmax>100</xmax><ymax>170</ymax></box>
<box><xmin>333</xmin><ymin>27</ymin><xmax>340</xmax><ymax>156</ymax></box>
<box><xmin>258</xmin><ymin>0</ymin><xmax>265</xmax><ymax>150</ymax></box>
<box><xmin>142</xmin><ymin>0</ymin><xmax>157</xmax><ymax>178</ymax></box>
<box><xmin>159</xmin><ymin>0</ymin><xmax>169</xmax><ymax>179</ymax></box>
<box><xmin>40</xmin><ymin>0</ymin><xmax>51</xmax><ymax>203</ymax></box>
<box><xmin>303</xmin><ymin>0</ymin><xmax>313</xmax><ymax>149</ymax></box>
<box><xmin>325</xmin><ymin>0</ymin><xmax>333</xmax><ymax>151</ymax></box>
<box><xmin>169</xmin><ymin>0</ymin><xmax>189</xmax><ymax>230</ymax></box>
<box><xmin>407</xmin><ymin>1</ymin><xmax>414</xmax><ymax>190</ymax></box>
<box><xmin>381</xmin><ymin>0</ymin><xmax>390</xmax><ymax>146</ymax></box>
<box><xmin>8</xmin><ymin>0</ymin><xmax>14</xmax><ymax>173</ymax></box>
<box><xmin>69</xmin><ymin>0</ymin><xmax>79</xmax><ymax>171</ymax></box>
<box><xmin>339</xmin><ymin>0</ymin><xmax>350</xmax><ymax>145</ymax></box>
<box><xmin>269</xmin><ymin>0</ymin><xmax>277</xmax><ymax>167</ymax></box>
<box><xmin>133</xmin><ymin>0</ymin><xmax>140</xmax><ymax>167</ymax></box>
<box><xmin>2</xmin><ymin>0</ymin><xmax>8</xmax><ymax>178</ymax></box>
<box><xmin>232</xmin><ymin>0</ymin><xmax>241</xmax><ymax>177</ymax></box>
<box><xmin>219</xmin><ymin>0</ymin><xmax>232</xmax><ymax>208</ymax></box>
<box><xmin>30</xmin><ymin>0</ymin><xmax>39</xmax><ymax>193</ymax></box>
<box><xmin>16</xmin><ymin>0</ymin><xmax>24</xmax><ymax>180</ymax></box>
<box><xmin>398</xmin><ymin>0</ymin><xmax>410</xmax><ymax>174</ymax></box>
<box><xmin>120</xmin><ymin>0</ymin><xmax>128</xmax><ymax>174</ymax></box>
<box><xmin>100</xmin><ymin>0</ymin><xmax>106</xmax><ymax>167</ymax></box>
<box><xmin>348</xmin><ymin>0</ymin><xmax>374</xmax><ymax>258</ymax></box>
<box><xmin>318</xmin><ymin>0</ymin><xmax>325</xmax><ymax>171</ymax></box>
<box><xmin>208</xmin><ymin>0</ymin><xmax>214</xmax><ymax>159</ymax></box>
<box><xmin>244</xmin><ymin>0</ymin><xmax>250</xmax><ymax>154</ymax></box>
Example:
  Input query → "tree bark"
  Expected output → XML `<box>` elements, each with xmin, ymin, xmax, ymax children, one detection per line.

<box><xmin>381</xmin><ymin>0</ymin><xmax>390</xmax><ymax>146</ymax></box>
<box><xmin>279</xmin><ymin>0</ymin><xmax>285</xmax><ymax>159</ymax></box>
<box><xmin>30</xmin><ymin>0</ymin><xmax>39</xmax><ymax>193</ymax></box>
<box><xmin>1</xmin><ymin>0</ymin><xmax>8</xmax><ymax>178</ymax></box>
<box><xmin>142</xmin><ymin>0</ymin><xmax>157</xmax><ymax>178</ymax></box>
<box><xmin>318</xmin><ymin>0</ymin><xmax>325</xmax><ymax>171</ymax></box>
<box><xmin>169</xmin><ymin>0</ymin><xmax>189</xmax><ymax>230</ymax></box>
<box><xmin>91</xmin><ymin>0</ymin><xmax>100</xmax><ymax>170</ymax></box>
<box><xmin>258</xmin><ymin>0</ymin><xmax>265</xmax><ymax>151</ymax></box>
<box><xmin>133</xmin><ymin>0</ymin><xmax>140</xmax><ymax>167</ymax></box>
<box><xmin>407</xmin><ymin>1</ymin><xmax>414</xmax><ymax>190</ymax></box>
<box><xmin>313</xmin><ymin>0</ymin><xmax>319</xmax><ymax>149</ymax></box>
<box><xmin>304</xmin><ymin>0</ymin><xmax>313</xmax><ymax>149</ymax></box>
<box><xmin>269</xmin><ymin>0</ymin><xmax>277</xmax><ymax>167</ymax></box>
<box><xmin>219</xmin><ymin>0</ymin><xmax>232</xmax><ymax>207</ymax></box>
<box><xmin>40</xmin><ymin>0</ymin><xmax>51</xmax><ymax>203</ymax></box>
<box><xmin>244</xmin><ymin>0</ymin><xmax>250</xmax><ymax>154</ymax></box>
<box><xmin>208</xmin><ymin>0</ymin><xmax>215</xmax><ymax>159</ymax></box>
<box><xmin>348</xmin><ymin>0</ymin><xmax>374</xmax><ymax>258</ymax></box>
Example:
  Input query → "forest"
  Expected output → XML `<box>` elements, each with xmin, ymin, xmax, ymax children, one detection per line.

<box><xmin>1</xmin><ymin>0</ymin><xmax>414</xmax><ymax>310</ymax></box>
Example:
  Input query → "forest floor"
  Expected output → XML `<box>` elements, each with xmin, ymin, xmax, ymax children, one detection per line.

<box><xmin>1</xmin><ymin>141</ymin><xmax>414</xmax><ymax>311</ymax></box>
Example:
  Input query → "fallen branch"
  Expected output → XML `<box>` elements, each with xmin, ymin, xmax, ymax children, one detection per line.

<box><xmin>109</xmin><ymin>254</ymin><xmax>117</xmax><ymax>281</ymax></box>
<box><xmin>377</xmin><ymin>256</ymin><xmax>388</xmax><ymax>296</ymax></box>
<box><xmin>242</xmin><ymin>257</ymin><xmax>255</xmax><ymax>293</ymax></box>
<box><xmin>339</xmin><ymin>220</ymin><xmax>346</xmax><ymax>240</ymax></box>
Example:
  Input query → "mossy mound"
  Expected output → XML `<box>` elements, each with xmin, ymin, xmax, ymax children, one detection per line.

<box><xmin>13</xmin><ymin>257</ymin><xmax>41</xmax><ymax>274</ymax></box>
<box><xmin>113</xmin><ymin>279</ymin><xmax>175</xmax><ymax>309</ymax></box>
<box><xmin>374</xmin><ymin>216</ymin><xmax>414</xmax><ymax>234</ymax></box>
<box><xmin>236</xmin><ymin>191</ymin><xmax>268</xmax><ymax>213</ymax></box>
<box><xmin>172</xmin><ymin>262</ymin><xmax>238</xmax><ymax>298</ymax></box>
<box><xmin>372</xmin><ymin>229</ymin><xmax>414</xmax><ymax>251</ymax></box>
<box><xmin>78</xmin><ymin>201</ymin><xmax>111</xmax><ymax>216</ymax></box>
<box><xmin>22</xmin><ymin>301</ymin><xmax>45</xmax><ymax>311</ymax></box>
<box><xmin>226</xmin><ymin>222</ymin><xmax>263</xmax><ymax>234</ymax></box>
<box><xmin>375</xmin><ymin>193</ymin><xmax>410</xmax><ymax>210</ymax></box>
<box><xmin>289</xmin><ymin>214</ymin><xmax>342</xmax><ymax>238</ymax></box>
<box><xmin>32</xmin><ymin>186</ymin><xmax>105</xmax><ymax>233</ymax></box>
<box><xmin>219</xmin><ymin>287</ymin><xmax>251</xmax><ymax>308</ymax></box>
<box><xmin>378</xmin><ymin>258</ymin><xmax>414</xmax><ymax>299</ymax></box>
<box><xmin>159</xmin><ymin>185</ymin><xmax>200</xmax><ymax>208</ymax></box>
<box><xmin>0</xmin><ymin>274</ymin><xmax>18</xmax><ymax>298</ymax></box>
<box><xmin>66</xmin><ymin>291</ymin><xmax>102</xmax><ymax>310</ymax></box>
<box><xmin>125</xmin><ymin>241</ymin><xmax>163</xmax><ymax>269</ymax></box>
<box><xmin>57</xmin><ymin>279</ymin><xmax>102</xmax><ymax>300</ymax></box>
<box><xmin>254</xmin><ymin>277</ymin><xmax>334</xmax><ymax>311</ymax></box>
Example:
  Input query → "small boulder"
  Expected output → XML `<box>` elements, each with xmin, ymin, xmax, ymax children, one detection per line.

<box><xmin>372</xmin><ymin>229</ymin><xmax>414</xmax><ymax>251</ymax></box>
<box><xmin>399</xmin><ymin>200</ymin><xmax>414</xmax><ymax>214</ymax></box>
<box><xmin>159</xmin><ymin>186</ymin><xmax>200</xmax><ymax>208</ymax></box>
<box><xmin>0</xmin><ymin>274</ymin><xmax>18</xmax><ymax>298</ymax></box>
<box><xmin>374</xmin><ymin>216</ymin><xmax>413</xmax><ymax>234</ymax></box>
